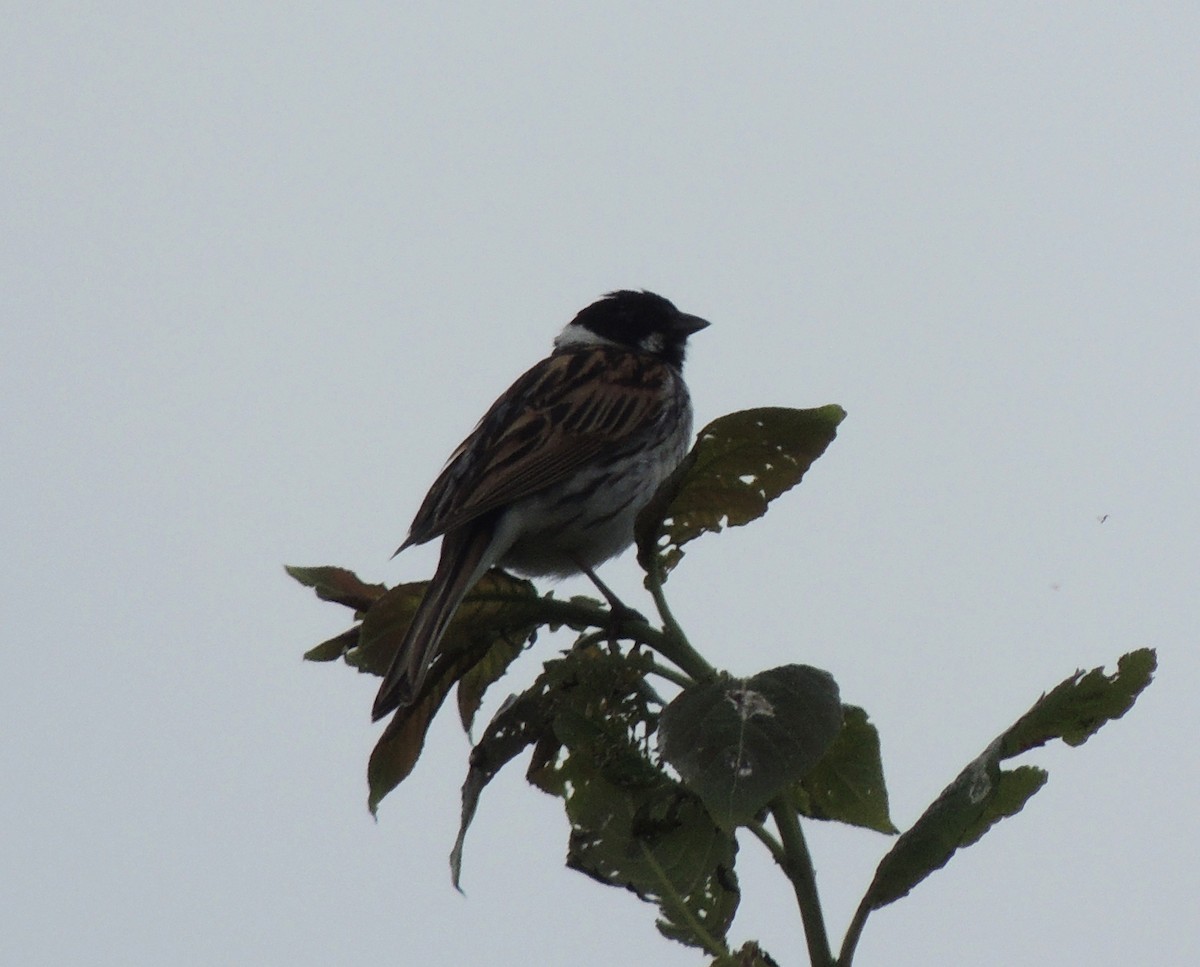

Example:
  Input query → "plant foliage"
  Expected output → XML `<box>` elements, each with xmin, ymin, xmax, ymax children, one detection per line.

<box><xmin>289</xmin><ymin>405</ymin><xmax>1155</xmax><ymax>966</ymax></box>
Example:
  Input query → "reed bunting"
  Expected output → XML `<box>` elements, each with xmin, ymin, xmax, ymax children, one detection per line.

<box><xmin>372</xmin><ymin>290</ymin><xmax>709</xmax><ymax>721</ymax></box>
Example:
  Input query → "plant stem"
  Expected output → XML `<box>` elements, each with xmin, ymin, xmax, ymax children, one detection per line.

<box><xmin>746</xmin><ymin>820</ymin><xmax>786</xmax><ymax>867</ymax></box>
<box><xmin>645</xmin><ymin>659</ymin><xmax>695</xmax><ymax>691</ymax></box>
<box><xmin>528</xmin><ymin>590</ymin><xmax>713</xmax><ymax>684</ymax></box>
<box><xmin>644</xmin><ymin>558</ymin><xmax>716</xmax><ymax>682</ymax></box>
<box><xmin>529</xmin><ymin>595</ymin><xmax>659</xmax><ymax>646</ymax></box>
<box><xmin>838</xmin><ymin>898</ymin><xmax>872</xmax><ymax>966</ymax></box>
<box><xmin>770</xmin><ymin>794</ymin><xmax>833</xmax><ymax>967</ymax></box>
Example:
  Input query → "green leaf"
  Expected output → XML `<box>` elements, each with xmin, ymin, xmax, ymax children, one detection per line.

<box><xmin>361</xmin><ymin>572</ymin><xmax>542</xmax><ymax>813</ymax></box>
<box><xmin>368</xmin><ymin>683</ymin><xmax>451</xmax><ymax>816</ymax></box>
<box><xmin>861</xmin><ymin>649</ymin><xmax>1156</xmax><ymax>910</ymax></box>
<box><xmin>658</xmin><ymin>665</ymin><xmax>843</xmax><ymax>830</ymax></box>
<box><xmin>862</xmin><ymin>738</ymin><xmax>1007</xmax><ymax>909</ymax></box>
<box><xmin>636</xmin><ymin>405</ymin><xmax>846</xmax><ymax>577</ymax></box>
<box><xmin>285</xmin><ymin>564</ymin><xmax>386</xmax><ymax>611</ymax></box>
<box><xmin>452</xmin><ymin>647</ymin><xmax>660</xmax><ymax>890</ymax></box>
<box><xmin>456</xmin><ymin>630</ymin><xmax>535</xmax><ymax>736</ymax></box>
<box><xmin>451</xmin><ymin>689</ymin><xmax>553</xmax><ymax>889</ymax></box>
<box><xmin>525</xmin><ymin>647</ymin><xmax>739</xmax><ymax>954</ymax></box>
<box><xmin>1002</xmin><ymin>648</ymin><xmax>1158</xmax><ymax>754</ymax></box>
<box><xmin>348</xmin><ymin>571</ymin><xmax>540</xmax><ymax>680</ymax></box>
<box><xmin>302</xmin><ymin>627</ymin><xmax>361</xmax><ymax>663</ymax></box>
<box><xmin>566</xmin><ymin>767</ymin><xmax>739</xmax><ymax>955</ymax></box>
<box><xmin>960</xmin><ymin>765</ymin><xmax>1048</xmax><ymax>848</ymax></box>
<box><xmin>796</xmin><ymin>705</ymin><xmax>898</xmax><ymax>834</ymax></box>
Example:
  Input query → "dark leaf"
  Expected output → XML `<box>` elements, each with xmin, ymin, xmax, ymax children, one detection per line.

<box><xmin>348</xmin><ymin>571</ymin><xmax>540</xmax><ymax>680</ymax></box>
<box><xmin>566</xmin><ymin>771</ymin><xmax>739</xmax><ymax>955</ymax></box>
<box><xmin>451</xmin><ymin>690</ymin><xmax>554</xmax><ymax>889</ymax></box>
<box><xmin>302</xmin><ymin>627</ymin><xmax>360</xmax><ymax>663</ymax></box>
<box><xmin>520</xmin><ymin>647</ymin><xmax>738</xmax><ymax>953</ymax></box>
<box><xmin>863</xmin><ymin>739</ymin><xmax>1007</xmax><ymax>908</ymax></box>
<box><xmin>862</xmin><ymin>649</ymin><xmax>1156</xmax><ymax>910</ymax></box>
<box><xmin>1002</xmin><ymin>648</ymin><xmax>1158</xmax><ymax>754</ymax></box>
<box><xmin>285</xmin><ymin>564</ymin><xmax>386</xmax><ymax>611</ymax></box>
<box><xmin>636</xmin><ymin>406</ymin><xmax>846</xmax><ymax>577</ymax></box>
<box><xmin>658</xmin><ymin>665</ymin><xmax>843</xmax><ymax>830</ymax></box>
<box><xmin>960</xmin><ymin>766</ymin><xmax>1048</xmax><ymax>848</ymax></box>
<box><xmin>452</xmin><ymin>646</ymin><xmax>658</xmax><ymax>891</ymax></box>
<box><xmin>367</xmin><ymin>683</ymin><xmax>450</xmax><ymax>816</ymax></box>
<box><xmin>366</xmin><ymin>631</ymin><xmax>534</xmax><ymax>813</ymax></box>
<box><xmin>456</xmin><ymin>630</ymin><xmax>534</xmax><ymax>736</ymax></box>
<box><xmin>363</xmin><ymin>574</ymin><xmax>543</xmax><ymax>812</ymax></box>
<box><xmin>796</xmin><ymin>705</ymin><xmax>897</xmax><ymax>834</ymax></box>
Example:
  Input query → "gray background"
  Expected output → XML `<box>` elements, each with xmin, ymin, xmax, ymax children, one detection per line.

<box><xmin>4</xmin><ymin>4</ymin><xmax>1197</xmax><ymax>965</ymax></box>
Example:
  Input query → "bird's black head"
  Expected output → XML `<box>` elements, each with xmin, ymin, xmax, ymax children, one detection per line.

<box><xmin>555</xmin><ymin>290</ymin><xmax>710</xmax><ymax>368</ymax></box>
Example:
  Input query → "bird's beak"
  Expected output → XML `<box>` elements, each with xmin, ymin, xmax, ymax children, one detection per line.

<box><xmin>674</xmin><ymin>312</ymin><xmax>711</xmax><ymax>336</ymax></box>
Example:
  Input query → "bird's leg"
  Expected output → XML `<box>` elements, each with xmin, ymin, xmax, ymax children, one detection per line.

<box><xmin>576</xmin><ymin>562</ymin><xmax>647</xmax><ymax>632</ymax></box>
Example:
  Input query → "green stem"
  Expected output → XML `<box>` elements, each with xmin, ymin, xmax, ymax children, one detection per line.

<box><xmin>838</xmin><ymin>898</ymin><xmax>872</xmax><ymax>966</ymax></box>
<box><xmin>746</xmin><ymin>820</ymin><xmax>787</xmax><ymax>867</ymax></box>
<box><xmin>770</xmin><ymin>794</ymin><xmax>833</xmax><ymax>967</ymax></box>
<box><xmin>528</xmin><ymin>596</ymin><xmax>663</xmax><ymax>651</ymax></box>
<box><xmin>647</xmin><ymin>560</ymin><xmax>687</xmax><ymax>641</ymax></box>
<box><xmin>644</xmin><ymin>558</ymin><xmax>716</xmax><ymax>682</ymax></box>
<box><xmin>529</xmin><ymin>587</ymin><xmax>714</xmax><ymax>684</ymax></box>
<box><xmin>645</xmin><ymin>659</ymin><xmax>696</xmax><ymax>691</ymax></box>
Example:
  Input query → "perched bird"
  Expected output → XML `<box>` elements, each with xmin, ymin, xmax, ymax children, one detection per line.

<box><xmin>372</xmin><ymin>290</ymin><xmax>709</xmax><ymax>721</ymax></box>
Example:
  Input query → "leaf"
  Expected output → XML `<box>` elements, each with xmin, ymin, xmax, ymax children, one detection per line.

<box><xmin>520</xmin><ymin>647</ymin><xmax>739</xmax><ymax>953</ymax></box>
<box><xmin>456</xmin><ymin>630</ymin><xmax>535</xmax><ymax>736</ymax></box>
<box><xmin>285</xmin><ymin>564</ymin><xmax>386</xmax><ymax>611</ymax></box>
<box><xmin>365</xmin><ymin>629</ymin><xmax>534</xmax><ymax>813</ymax></box>
<box><xmin>368</xmin><ymin>683</ymin><xmax>451</xmax><ymax>816</ymax></box>
<box><xmin>658</xmin><ymin>665</ymin><xmax>843</xmax><ymax>830</ymax></box>
<box><xmin>451</xmin><ymin>690</ymin><xmax>553</xmax><ymax>889</ymax></box>
<box><xmin>349</xmin><ymin>581</ymin><xmax>426</xmax><ymax>677</ymax></box>
<box><xmin>636</xmin><ymin>406</ymin><xmax>846</xmax><ymax>577</ymax></box>
<box><xmin>862</xmin><ymin>737</ymin><xmax>1007</xmax><ymax>909</ymax></box>
<box><xmin>960</xmin><ymin>766</ymin><xmax>1048</xmax><ymax>848</ymax></box>
<box><xmin>361</xmin><ymin>573</ymin><xmax>543</xmax><ymax>813</ymax></box>
<box><xmin>861</xmin><ymin>649</ymin><xmax>1156</xmax><ymax>910</ymax></box>
<box><xmin>347</xmin><ymin>571</ymin><xmax>540</xmax><ymax>680</ymax></box>
<box><xmin>1002</xmin><ymin>648</ymin><xmax>1158</xmax><ymax>754</ymax></box>
<box><xmin>451</xmin><ymin>647</ymin><xmax>654</xmax><ymax>887</ymax></box>
<box><xmin>565</xmin><ymin>767</ymin><xmax>739</xmax><ymax>955</ymax></box>
<box><xmin>795</xmin><ymin>705</ymin><xmax>898</xmax><ymax>834</ymax></box>
<box><xmin>302</xmin><ymin>627</ymin><xmax>360</xmax><ymax>663</ymax></box>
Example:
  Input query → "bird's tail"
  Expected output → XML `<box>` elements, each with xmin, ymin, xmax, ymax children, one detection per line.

<box><xmin>371</xmin><ymin>526</ymin><xmax>496</xmax><ymax>721</ymax></box>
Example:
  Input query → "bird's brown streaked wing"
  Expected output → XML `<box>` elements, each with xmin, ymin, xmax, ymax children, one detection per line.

<box><xmin>402</xmin><ymin>348</ymin><xmax>672</xmax><ymax>547</ymax></box>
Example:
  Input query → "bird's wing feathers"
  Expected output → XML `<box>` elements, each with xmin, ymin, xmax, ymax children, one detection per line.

<box><xmin>401</xmin><ymin>348</ymin><xmax>669</xmax><ymax>548</ymax></box>
<box><xmin>372</xmin><ymin>521</ymin><xmax>497</xmax><ymax>720</ymax></box>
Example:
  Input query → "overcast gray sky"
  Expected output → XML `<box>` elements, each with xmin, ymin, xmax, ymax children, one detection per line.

<box><xmin>4</xmin><ymin>4</ymin><xmax>1198</xmax><ymax>966</ymax></box>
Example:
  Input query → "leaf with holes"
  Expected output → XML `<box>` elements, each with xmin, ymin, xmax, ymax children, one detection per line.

<box><xmin>862</xmin><ymin>648</ymin><xmax>1156</xmax><ymax>909</ymax></box>
<box><xmin>502</xmin><ymin>647</ymin><xmax>738</xmax><ymax>953</ymax></box>
<box><xmin>636</xmin><ymin>406</ymin><xmax>846</xmax><ymax>578</ymax></box>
